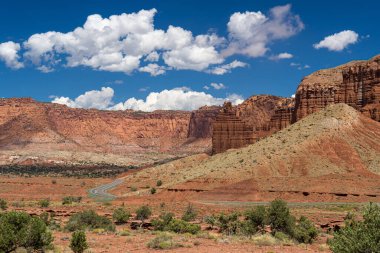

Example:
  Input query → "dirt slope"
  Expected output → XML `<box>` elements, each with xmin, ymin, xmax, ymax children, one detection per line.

<box><xmin>116</xmin><ymin>104</ymin><xmax>380</xmax><ymax>202</ymax></box>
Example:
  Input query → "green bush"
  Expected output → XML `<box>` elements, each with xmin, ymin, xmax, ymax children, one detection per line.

<box><xmin>150</xmin><ymin>187</ymin><xmax>157</xmax><ymax>194</ymax></box>
<box><xmin>65</xmin><ymin>210</ymin><xmax>115</xmax><ymax>232</ymax></box>
<box><xmin>0</xmin><ymin>211</ymin><xmax>53</xmax><ymax>252</ymax></box>
<box><xmin>293</xmin><ymin>216</ymin><xmax>318</xmax><ymax>243</ymax></box>
<box><xmin>182</xmin><ymin>204</ymin><xmax>197</xmax><ymax>221</ymax></box>
<box><xmin>38</xmin><ymin>199</ymin><xmax>50</xmax><ymax>208</ymax></box>
<box><xmin>152</xmin><ymin>212</ymin><xmax>200</xmax><ymax>234</ymax></box>
<box><xmin>244</xmin><ymin>206</ymin><xmax>267</xmax><ymax>234</ymax></box>
<box><xmin>62</xmin><ymin>196</ymin><xmax>82</xmax><ymax>205</ymax></box>
<box><xmin>267</xmin><ymin>199</ymin><xmax>295</xmax><ymax>236</ymax></box>
<box><xmin>152</xmin><ymin>212</ymin><xmax>174</xmax><ymax>231</ymax></box>
<box><xmin>112</xmin><ymin>207</ymin><xmax>131</xmax><ymax>224</ymax></box>
<box><xmin>166</xmin><ymin>219</ymin><xmax>201</xmax><ymax>234</ymax></box>
<box><xmin>156</xmin><ymin>180</ymin><xmax>163</xmax><ymax>187</ymax></box>
<box><xmin>217</xmin><ymin>212</ymin><xmax>243</xmax><ymax>235</ymax></box>
<box><xmin>70</xmin><ymin>230</ymin><xmax>88</xmax><ymax>253</ymax></box>
<box><xmin>204</xmin><ymin>214</ymin><xmax>217</xmax><ymax>229</ymax></box>
<box><xmin>329</xmin><ymin>203</ymin><xmax>380</xmax><ymax>253</ymax></box>
<box><xmin>136</xmin><ymin>205</ymin><xmax>152</xmax><ymax>225</ymax></box>
<box><xmin>0</xmin><ymin>198</ymin><xmax>7</xmax><ymax>210</ymax></box>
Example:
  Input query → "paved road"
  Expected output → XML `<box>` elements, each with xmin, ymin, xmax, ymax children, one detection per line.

<box><xmin>88</xmin><ymin>178</ymin><xmax>124</xmax><ymax>201</ymax></box>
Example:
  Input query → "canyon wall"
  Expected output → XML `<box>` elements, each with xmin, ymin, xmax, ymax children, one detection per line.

<box><xmin>0</xmin><ymin>98</ymin><xmax>194</xmax><ymax>157</ymax></box>
<box><xmin>212</xmin><ymin>102</ymin><xmax>255</xmax><ymax>154</ymax></box>
<box><xmin>212</xmin><ymin>54</ymin><xmax>380</xmax><ymax>154</ymax></box>
<box><xmin>211</xmin><ymin>95</ymin><xmax>295</xmax><ymax>154</ymax></box>
<box><xmin>2</xmin><ymin>55</ymin><xmax>379</xmax><ymax>159</ymax></box>
<box><xmin>294</xmin><ymin>54</ymin><xmax>380</xmax><ymax>122</ymax></box>
<box><xmin>187</xmin><ymin>106</ymin><xmax>220</xmax><ymax>139</ymax></box>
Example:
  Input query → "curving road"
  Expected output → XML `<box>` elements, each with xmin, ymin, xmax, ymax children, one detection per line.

<box><xmin>89</xmin><ymin>178</ymin><xmax>124</xmax><ymax>201</ymax></box>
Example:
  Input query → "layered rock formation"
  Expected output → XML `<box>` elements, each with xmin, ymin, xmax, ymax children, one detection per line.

<box><xmin>294</xmin><ymin>54</ymin><xmax>380</xmax><ymax>122</ymax></box>
<box><xmin>212</xmin><ymin>102</ymin><xmax>254</xmax><ymax>154</ymax></box>
<box><xmin>211</xmin><ymin>95</ymin><xmax>295</xmax><ymax>154</ymax></box>
<box><xmin>236</xmin><ymin>95</ymin><xmax>293</xmax><ymax>134</ymax></box>
<box><xmin>120</xmin><ymin>104</ymin><xmax>380</xmax><ymax>203</ymax></box>
<box><xmin>0</xmin><ymin>98</ymin><xmax>201</xmax><ymax>165</ymax></box>
<box><xmin>187</xmin><ymin>106</ymin><xmax>220</xmax><ymax>139</ymax></box>
<box><xmin>212</xmin><ymin>54</ymin><xmax>380</xmax><ymax>154</ymax></box>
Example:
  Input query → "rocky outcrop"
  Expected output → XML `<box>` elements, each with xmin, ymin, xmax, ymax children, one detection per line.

<box><xmin>212</xmin><ymin>102</ymin><xmax>254</xmax><ymax>154</ymax></box>
<box><xmin>0</xmin><ymin>98</ymin><xmax>198</xmax><ymax>165</ymax></box>
<box><xmin>187</xmin><ymin>106</ymin><xmax>221</xmax><ymax>138</ymax></box>
<box><xmin>211</xmin><ymin>96</ymin><xmax>295</xmax><ymax>154</ymax></box>
<box><xmin>269</xmin><ymin>99</ymin><xmax>295</xmax><ymax>131</ymax></box>
<box><xmin>294</xmin><ymin>54</ymin><xmax>380</xmax><ymax>122</ymax></box>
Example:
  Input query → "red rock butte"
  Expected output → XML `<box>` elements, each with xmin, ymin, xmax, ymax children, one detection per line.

<box><xmin>211</xmin><ymin>54</ymin><xmax>380</xmax><ymax>154</ymax></box>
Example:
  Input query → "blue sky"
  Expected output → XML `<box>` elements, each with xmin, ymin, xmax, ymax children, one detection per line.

<box><xmin>0</xmin><ymin>0</ymin><xmax>379</xmax><ymax>111</ymax></box>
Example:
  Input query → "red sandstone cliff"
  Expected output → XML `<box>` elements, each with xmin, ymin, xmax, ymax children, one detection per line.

<box><xmin>236</xmin><ymin>95</ymin><xmax>295</xmax><ymax>136</ymax></box>
<box><xmin>187</xmin><ymin>106</ymin><xmax>221</xmax><ymax>139</ymax></box>
<box><xmin>294</xmin><ymin>54</ymin><xmax>380</xmax><ymax>122</ymax></box>
<box><xmin>0</xmin><ymin>98</ymin><xmax>203</xmax><ymax>165</ymax></box>
<box><xmin>211</xmin><ymin>54</ymin><xmax>380</xmax><ymax>154</ymax></box>
<box><xmin>212</xmin><ymin>102</ymin><xmax>254</xmax><ymax>154</ymax></box>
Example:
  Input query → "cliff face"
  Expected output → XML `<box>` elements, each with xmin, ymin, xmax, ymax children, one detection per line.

<box><xmin>212</xmin><ymin>102</ymin><xmax>254</xmax><ymax>154</ymax></box>
<box><xmin>0</xmin><ymin>98</ymin><xmax>200</xmax><ymax>165</ymax></box>
<box><xmin>269</xmin><ymin>102</ymin><xmax>294</xmax><ymax>131</ymax></box>
<box><xmin>187</xmin><ymin>106</ymin><xmax>221</xmax><ymax>139</ymax></box>
<box><xmin>294</xmin><ymin>55</ymin><xmax>380</xmax><ymax>122</ymax></box>
<box><xmin>236</xmin><ymin>95</ymin><xmax>295</xmax><ymax>137</ymax></box>
<box><xmin>211</xmin><ymin>54</ymin><xmax>380</xmax><ymax>154</ymax></box>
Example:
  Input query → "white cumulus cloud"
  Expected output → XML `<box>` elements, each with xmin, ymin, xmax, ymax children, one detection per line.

<box><xmin>208</xmin><ymin>60</ymin><xmax>247</xmax><ymax>75</ymax></box>
<box><xmin>313</xmin><ymin>30</ymin><xmax>359</xmax><ymax>51</ymax></box>
<box><xmin>210</xmin><ymin>83</ymin><xmax>226</xmax><ymax>90</ymax></box>
<box><xmin>21</xmin><ymin>9</ymin><xmax>225</xmax><ymax>73</ymax></box>
<box><xmin>0</xmin><ymin>41</ymin><xmax>24</xmax><ymax>69</ymax></box>
<box><xmin>224</xmin><ymin>4</ymin><xmax>304</xmax><ymax>58</ymax></box>
<box><xmin>52</xmin><ymin>87</ymin><xmax>115</xmax><ymax>110</ymax></box>
<box><xmin>1</xmin><ymin>5</ymin><xmax>303</xmax><ymax>75</ymax></box>
<box><xmin>112</xmin><ymin>87</ymin><xmax>243</xmax><ymax>111</ymax></box>
<box><xmin>139</xmin><ymin>63</ymin><xmax>169</xmax><ymax>76</ymax></box>
<box><xmin>52</xmin><ymin>87</ymin><xmax>244</xmax><ymax>111</ymax></box>
<box><xmin>269</xmin><ymin>52</ymin><xmax>293</xmax><ymax>60</ymax></box>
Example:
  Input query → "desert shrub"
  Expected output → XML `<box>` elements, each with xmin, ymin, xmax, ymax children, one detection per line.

<box><xmin>135</xmin><ymin>205</ymin><xmax>152</xmax><ymax>225</ymax></box>
<box><xmin>204</xmin><ymin>214</ymin><xmax>217</xmax><ymax>229</ymax></box>
<box><xmin>130</xmin><ymin>186</ymin><xmax>137</xmax><ymax>192</ymax></box>
<box><xmin>293</xmin><ymin>216</ymin><xmax>318</xmax><ymax>243</ymax></box>
<box><xmin>0</xmin><ymin>198</ymin><xmax>7</xmax><ymax>210</ymax></box>
<box><xmin>156</xmin><ymin>180</ymin><xmax>163</xmax><ymax>187</ymax></box>
<box><xmin>244</xmin><ymin>206</ymin><xmax>267</xmax><ymax>234</ymax></box>
<box><xmin>147</xmin><ymin>233</ymin><xmax>179</xmax><ymax>249</ymax></box>
<box><xmin>11</xmin><ymin>201</ymin><xmax>25</xmax><ymax>208</ymax></box>
<box><xmin>152</xmin><ymin>213</ymin><xmax>200</xmax><ymax>234</ymax></box>
<box><xmin>65</xmin><ymin>210</ymin><xmax>115</xmax><ymax>232</ymax></box>
<box><xmin>152</xmin><ymin>212</ymin><xmax>174</xmax><ymax>231</ymax></box>
<box><xmin>329</xmin><ymin>203</ymin><xmax>380</xmax><ymax>253</ymax></box>
<box><xmin>39</xmin><ymin>212</ymin><xmax>60</xmax><ymax>230</ymax></box>
<box><xmin>62</xmin><ymin>196</ymin><xmax>82</xmax><ymax>205</ymax></box>
<box><xmin>274</xmin><ymin>231</ymin><xmax>291</xmax><ymax>241</ymax></box>
<box><xmin>267</xmin><ymin>199</ymin><xmax>295</xmax><ymax>236</ymax></box>
<box><xmin>217</xmin><ymin>212</ymin><xmax>243</xmax><ymax>235</ymax></box>
<box><xmin>51</xmin><ymin>179</ymin><xmax>57</xmax><ymax>184</ymax></box>
<box><xmin>182</xmin><ymin>204</ymin><xmax>197</xmax><ymax>221</ymax></box>
<box><xmin>70</xmin><ymin>230</ymin><xmax>88</xmax><ymax>253</ymax></box>
<box><xmin>38</xmin><ymin>199</ymin><xmax>50</xmax><ymax>208</ymax></box>
<box><xmin>166</xmin><ymin>219</ymin><xmax>201</xmax><ymax>234</ymax></box>
<box><xmin>252</xmin><ymin>234</ymin><xmax>279</xmax><ymax>246</ymax></box>
<box><xmin>0</xmin><ymin>211</ymin><xmax>53</xmax><ymax>252</ymax></box>
<box><xmin>150</xmin><ymin>187</ymin><xmax>157</xmax><ymax>194</ymax></box>
<box><xmin>112</xmin><ymin>207</ymin><xmax>131</xmax><ymax>224</ymax></box>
